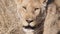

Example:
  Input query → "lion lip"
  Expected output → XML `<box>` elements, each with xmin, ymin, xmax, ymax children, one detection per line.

<box><xmin>23</xmin><ymin>25</ymin><xmax>36</xmax><ymax>29</ymax></box>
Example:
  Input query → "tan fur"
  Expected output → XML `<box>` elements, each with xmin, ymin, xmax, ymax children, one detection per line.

<box><xmin>43</xmin><ymin>0</ymin><xmax>60</xmax><ymax>34</ymax></box>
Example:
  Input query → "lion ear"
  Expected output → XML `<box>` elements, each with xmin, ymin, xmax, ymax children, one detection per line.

<box><xmin>44</xmin><ymin>0</ymin><xmax>48</xmax><ymax>3</ymax></box>
<box><xmin>39</xmin><ymin>0</ymin><xmax>48</xmax><ymax>7</ymax></box>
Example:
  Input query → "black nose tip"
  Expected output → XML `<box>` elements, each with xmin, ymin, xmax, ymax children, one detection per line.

<box><xmin>26</xmin><ymin>19</ymin><xmax>33</xmax><ymax>23</ymax></box>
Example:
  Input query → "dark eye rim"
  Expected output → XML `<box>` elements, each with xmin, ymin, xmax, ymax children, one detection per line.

<box><xmin>34</xmin><ymin>8</ymin><xmax>39</xmax><ymax>10</ymax></box>
<box><xmin>23</xmin><ymin>6</ymin><xmax>26</xmax><ymax>9</ymax></box>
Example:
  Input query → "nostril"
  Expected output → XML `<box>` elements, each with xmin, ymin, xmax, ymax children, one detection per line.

<box><xmin>26</xmin><ymin>20</ymin><xmax>33</xmax><ymax>23</ymax></box>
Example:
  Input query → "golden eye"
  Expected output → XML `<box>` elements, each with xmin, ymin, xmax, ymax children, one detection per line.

<box><xmin>23</xmin><ymin>6</ymin><xmax>26</xmax><ymax>9</ymax></box>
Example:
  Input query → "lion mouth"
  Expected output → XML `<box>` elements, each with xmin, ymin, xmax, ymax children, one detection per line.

<box><xmin>23</xmin><ymin>25</ymin><xmax>36</xmax><ymax>29</ymax></box>
<box><xmin>23</xmin><ymin>25</ymin><xmax>36</xmax><ymax>32</ymax></box>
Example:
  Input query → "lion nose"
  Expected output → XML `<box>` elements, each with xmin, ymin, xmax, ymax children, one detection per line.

<box><xmin>26</xmin><ymin>19</ymin><xmax>33</xmax><ymax>23</ymax></box>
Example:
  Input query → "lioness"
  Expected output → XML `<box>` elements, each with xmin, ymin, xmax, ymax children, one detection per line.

<box><xmin>16</xmin><ymin>0</ymin><xmax>48</xmax><ymax>34</ymax></box>
<box><xmin>43</xmin><ymin>0</ymin><xmax>60</xmax><ymax>34</ymax></box>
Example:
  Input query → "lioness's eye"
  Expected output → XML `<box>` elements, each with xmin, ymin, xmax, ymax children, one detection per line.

<box><xmin>34</xmin><ymin>8</ymin><xmax>39</xmax><ymax>10</ymax></box>
<box><xmin>23</xmin><ymin>6</ymin><xmax>26</xmax><ymax>9</ymax></box>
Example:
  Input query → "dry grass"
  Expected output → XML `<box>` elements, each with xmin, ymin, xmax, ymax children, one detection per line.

<box><xmin>0</xmin><ymin>0</ymin><xmax>25</xmax><ymax>34</ymax></box>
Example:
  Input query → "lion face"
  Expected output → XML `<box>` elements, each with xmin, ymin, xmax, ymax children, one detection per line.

<box><xmin>17</xmin><ymin>0</ymin><xmax>47</xmax><ymax>33</ymax></box>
